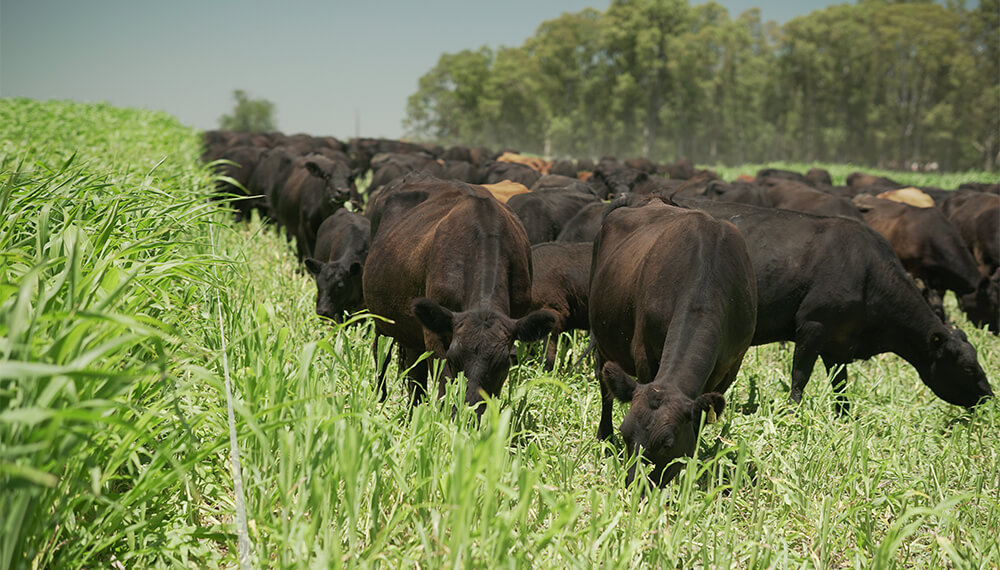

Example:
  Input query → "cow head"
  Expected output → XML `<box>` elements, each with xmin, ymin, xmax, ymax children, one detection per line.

<box><xmin>412</xmin><ymin>298</ymin><xmax>556</xmax><ymax>413</ymax></box>
<box><xmin>305</xmin><ymin>159</ymin><xmax>354</xmax><ymax>206</ymax></box>
<box><xmin>923</xmin><ymin>326</ymin><xmax>993</xmax><ymax>408</ymax></box>
<box><xmin>602</xmin><ymin>362</ymin><xmax>724</xmax><ymax>486</ymax></box>
<box><xmin>305</xmin><ymin>257</ymin><xmax>364</xmax><ymax>323</ymax></box>
<box><xmin>959</xmin><ymin>271</ymin><xmax>1000</xmax><ymax>334</ymax></box>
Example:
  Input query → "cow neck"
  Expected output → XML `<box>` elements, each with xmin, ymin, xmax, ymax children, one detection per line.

<box><xmin>868</xmin><ymin>268</ymin><xmax>943</xmax><ymax>376</ymax></box>
<box><xmin>463</xmin><ymin>197</ymin><xmax>510</xmax><ymax>314</ymax></box>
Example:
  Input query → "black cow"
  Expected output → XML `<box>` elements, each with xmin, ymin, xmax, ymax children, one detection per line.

<box><xmin>304</xmin><ymin>209</ymin><xmax>371</xmax><ymax>324</ymax></box>
<box><xmin>529</xmin><ymin>242</ymin><xmax>593</xmax><ymax>370</ymax></box>
<box><xmin>756</xmin><ymin>168</ymin><xmax>808</xmax><ymax>184</ymax></box>
<box><xmin>590</xmin><ymin>197</ymin><xmax>757</xmax><ymax>486</ymax></box>
<box><xmin>441</xmin><ymin>160</ymin><xmax>482</xmax><ymax>183</ymax></box>
<box><xmin>507</xmin><ymin>188</ymin><xmax>601</xmax><ymax>244</ymax></box>
<box><xmin>555</xmin><ymin>202</ymin><xmax>606</xmax><ymax>243</ymax></box>
<box><xmin>762</xmin><ymin>179</ymin><xmax>863</xmax><ymax>219</ymax></box>
<box><xmin>273</xmin><ymin>155</ymin><xmax>355</xmax><ymax>261</ymax></box>
<box><xmin>677</xmin><ymin>197</ymin><xmax>994</xmax><ymax>411</ymax></box>
<box><xmin>806</xmin><ymin>168</ymin><xmax>833</xmax><ymax>187</ymax></box>
<box><xmin>549</xmin><ymin>159</ymin><xmax>578</xmax><ymax>178</ymax></box>
<box><xmin>588</xmin><ymin>163</ymin><xmax>649</xmax><ymax>199</ymax></box>
<box><xmin>852</xmin><ymin>195</ymin><xmax>981</xmax><ymax>315</ymax></box>
<box><xmin>369</xmin><ymin>152</ymin><xmax>442</xmax><ymax>191</ymax></box>
<box><xmin>942</xmin><ymin>191</ymin><xmax>1000</xmax><ymax>333</ymax></box>
<box><xmin>214</xmin><ymin>145</ymin><xmax>266</xmax><ymax>221</ymax></box>
<box><xmin>531</xmin><ymin>174</ymin><xmax>593</xmax><ymax>194</ymax></box>
<box><xmin>247</xmin><ymin>146</ymin><xmax>296</xmax><ymax>222</ymax></box>
<box><xmin>362</xmin><ymin>174</ymin><xmax>556</xmax><ymax>413</ymax></box>
<box><xmin>481</xmin><ymin>161</ymin><xmax>541</xmax><ymax>187</ymax></box>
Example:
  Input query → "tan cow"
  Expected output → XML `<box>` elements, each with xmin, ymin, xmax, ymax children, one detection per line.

<box><xmin>481</xmin><ymin>180</ymin><xmax>531</xmax><ymax>203</ymax></box>
<box><xmin>497</xmin><ymin>152</ymin><xmax>551</xmax><ymax>174</ymax></box>
<box><xmin>877</xmin><ymin>187</ymin><xmax>935</xmax><ymax>208</ymax></box>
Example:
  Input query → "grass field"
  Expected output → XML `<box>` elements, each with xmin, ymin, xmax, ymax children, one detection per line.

<box><xmin>1</xmin><ymin>98</ymin><xmax>998</xmax><ymax>568</ymax></box>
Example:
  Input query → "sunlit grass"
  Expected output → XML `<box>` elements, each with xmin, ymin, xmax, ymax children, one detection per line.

<box><xmin>2</xmin><ymin>98</ymin><xmax>998</xmax><ymax>568</ymax></box>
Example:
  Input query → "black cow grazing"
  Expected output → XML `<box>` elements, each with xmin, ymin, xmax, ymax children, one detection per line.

<box><xmin>846</xmin><ymin>172</ymin><xmax>904</xmax><ymax>192</ymax></box>
<box><xmin>442</xmin><ymin>146</ymin><xmax>473</xmax><ymax>162</ymax></box>
<box><xmin>507</xmin><ymin>188</ymin><xmax>601</xmax><ymax>244</ymax></box>
<box><xmin>677</xmin><ymin>197</ymin><xmax>994</xmax><ymax>411</ymax></box>
<box><xmin>958</xmin><ymin>182</ymin><xmax>999</xmax><ymax>195</ymax></box>
<box><xmin>806</xmin><ymin>168</ymin><xmax>833</xmax><ymax>187</ymax></box>
<box><xmin>273</xmin><ymin>155</ymin><xmax>355</xmax><ymax>261</ymax></box>
<box><xmin>942</xmin><ymin>191</ymin><xmax>1000</xmax><ymax>333</ymax></box>
<box><xmin>549</xmin><ymin>159</ymin><xmax>578</xmax><ymax>178</ymax></box>
<box><xmin>555</xmin><ymin>202</ymin><xmax>606</xmax><ymax>243</ymax></box>
<box><xmin>590</xmin><ymin>197</ymin><xmax>757</xmax><ymax>486</ymax></box>
<box><xmin>362</xmin><ymin>174</ymin><xmax>556</xmax><ymax>413</ymax></box>
<box><xmin>531</xmin><ymin>174</ymin><xmax>593</xmax><ymax>194</ymax></box>
<box><xmin>588</xmin><ymin>163</ymin><xmax>649</xmax><ymax>199</ymax></box>
<box><xmin>369</xmin><ymin>152</ymin><xmax>443</xmax><ymax>191</ymax></box>
<box><xmin>481</xmin><ymin>161</ymin><xmax>542</xmax><ymax>187</ymax></box>
<box><xmin>247</xmin><ymin>146</ymin><xmax>296</xmax><ymax>222</ymax></box>
<box><xmin>213</xmin><ymin>145</ymin><xmax>266</xmax><ymax>221</ymax></box>
<box><xmin>304</xmin><ymin>209</ymin><xmax>371</xmax><ymax>324</ymax></box>
<box><xmin>624</xmin><ymin>157</ymin><xmax>659</xmax><ymax>174</ymax></box>
<box><xmin>576</xmin><ymin>158</ymin><xmax>597</xmax><ymax>173</ymax></box>
<box><xmin>756</xmin><ymin>168</ymin><xmax>808</xmax><ymax>184</ymax></box>
<box><xmin>762</xmin><ymin>179</ymin><xmax>863</xmax><ymax>219</ymax></box>
<box><xmin>709</xmin><ymin>180</ymin><xmax>773</xmax><ymax>207</ymax></box>
<box><xmin>529</xmin><ymin>242</ymin><xmax>593</xmax><ymax>370</ymax></box>
<box><xmin>852</xmin><ymin>195</ymin><xmax>981</xmax><ymax>305</ymax></box>
<box><xmin>941</xmin><ymin>191</ymin><xmax>1000</xmax><ymax>276</ymax></box>
<box><xmin>441</xmin><ymin>160</ymin><xmax>482</xmax><ymax>183</ymax></box>
<box><xmin>663</xmin><ymin>157</ymin><xmax>696</xmax><ymax>180</ymax></box>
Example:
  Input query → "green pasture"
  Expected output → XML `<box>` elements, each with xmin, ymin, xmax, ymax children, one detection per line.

<box><xmin>1</xmin><ymin>98</ymin><xmax>998</xmax><ymax>568</ymax></box>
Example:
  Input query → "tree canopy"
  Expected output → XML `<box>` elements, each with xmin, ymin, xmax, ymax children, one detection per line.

<box><xmin>405</xmin><ymin>0</ymin><xmax>1000</xmax><ymax>171</ymax></box>
<box><xmin>218</xmin><ymin>89</ymin><xmax>277</xmax><ymax>132</ymax></box>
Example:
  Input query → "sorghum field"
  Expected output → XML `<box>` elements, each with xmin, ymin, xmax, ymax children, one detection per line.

<box><xmin>1</xmin><ymin>98</ymin><xmax>998</xmax><ymax>568</ymax></box>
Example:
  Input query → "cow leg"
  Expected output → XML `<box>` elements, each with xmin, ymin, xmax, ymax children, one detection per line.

<box><xmin>789</xmin><ymin>322</ymin><xmax>824</xmax><ymax>405</ymax></box>
<box><xmin>822</xmin><ymin>358</ymin><xmax>850</xmax><ymax>417</ymax></box>
<box><xmin>594</xmin><ymin>352</ymin><xmax>615</xmax><ymax>441</ymax></box>
<box><xmin>401</xmin><ymin>347</ymin><xmax>429</xmax><ymax>407</ymax></box>
<box><xmin>544</xmin><ymin>333</ymin><xmax>559</xmax><ymax>372</ymax></box>
<box><xmin>371</xmin><ymin>333</ymin><xmax>392</xmax><ymax>401</ymax></box>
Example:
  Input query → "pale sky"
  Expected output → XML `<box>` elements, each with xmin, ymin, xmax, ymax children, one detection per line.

<box><xmin>1</xmin><ymin>0</ymin><xmax>842</xmax><ymax>140</ymax></box>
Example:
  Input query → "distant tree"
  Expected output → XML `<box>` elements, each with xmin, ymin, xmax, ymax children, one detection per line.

<box><xmin>218</xmin><ymin>89</ymin><xmax>276</xmax><ymax>132</ymax></box>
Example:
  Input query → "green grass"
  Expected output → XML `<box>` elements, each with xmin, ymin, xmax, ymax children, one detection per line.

<box><xmin>2</xmin><ymin>98</ymin><xmax>998</xmax><ymax>568</ymax></box>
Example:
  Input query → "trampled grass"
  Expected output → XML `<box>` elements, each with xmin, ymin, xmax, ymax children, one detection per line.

<box><xmin>1</xmin><ymin>98</ymin><xmax>998</xmax><ymax>568</ymax></box>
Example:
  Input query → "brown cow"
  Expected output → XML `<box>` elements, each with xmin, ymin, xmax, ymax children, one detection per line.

<box><xmin>763</xmin><ymin>179</ymin><xmax>863</xmax><ymax>219</ymax></box>
<box><xmin>363</xmin><ymin>174</ymin><xmax>556</xmax><ymax>413</ymax></box>
<box><xmin>852</xmin><ymin>195</ymin><xmax>981</xmax><ymax>321</ymax></box>
<box><xmin>590</xmin><ymin>197</ymin><xmax>757</xmax><ymax>486</ymax></box>
<box><xmin>529</xmin><ymin>242</ymin><xmax>593</xmax><ymax>371</ymax></box>
<box><xmin>942</xmin><ymin>190</ymin><xmax>1000</xmax><ymax>333</ymax></box>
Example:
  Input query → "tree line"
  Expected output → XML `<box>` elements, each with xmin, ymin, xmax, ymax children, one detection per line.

<box><xmin>404</xmin><ymin>0</ymin><xmax>999</xmax><ymax>172</ymax></box>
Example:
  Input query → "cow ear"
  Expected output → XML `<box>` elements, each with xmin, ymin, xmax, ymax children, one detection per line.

<box><xmin>412</xmin><ymin>298</ymin><xmax>453</xmax><ymax>336</ymax></box>
<box><xmin>930</xmin><ymin>331</ymin><xmax>946</xmax><ymax>352</ymax></box>
<box><xmin>305</xmin><ymin>160</ymin><xmax>327</xmax><ymax>180</ymax></box>
<box><xmin>690</xmin><ymin>392</ymin><xmax>726</xmax><ymax>425</ymax></box>
<box><xmin>304</xmin><ymin>257</ymin><xmax>323</xmax><ymax>277</ymax></box>
<box><xmin>601</xmin><ymin>361</ymin><xmax>637</xmax><ymax>403</ymax></box>
<box><xmin>514</xmin><ymin>309</ymin><xmax>557</xmax><ymax>342</ymax></box>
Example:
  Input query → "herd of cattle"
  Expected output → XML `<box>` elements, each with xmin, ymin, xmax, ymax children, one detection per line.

<box><xmin>203</xmin><ymin>130</ymin><xmax>998</xmax><ymax>486</ymax></box>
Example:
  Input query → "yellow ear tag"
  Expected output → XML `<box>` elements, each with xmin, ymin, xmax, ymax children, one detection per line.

<box><xmin>706</xmin><ymin>407</ymin><xmax>718</xmax><ymax>424</ymax></box>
